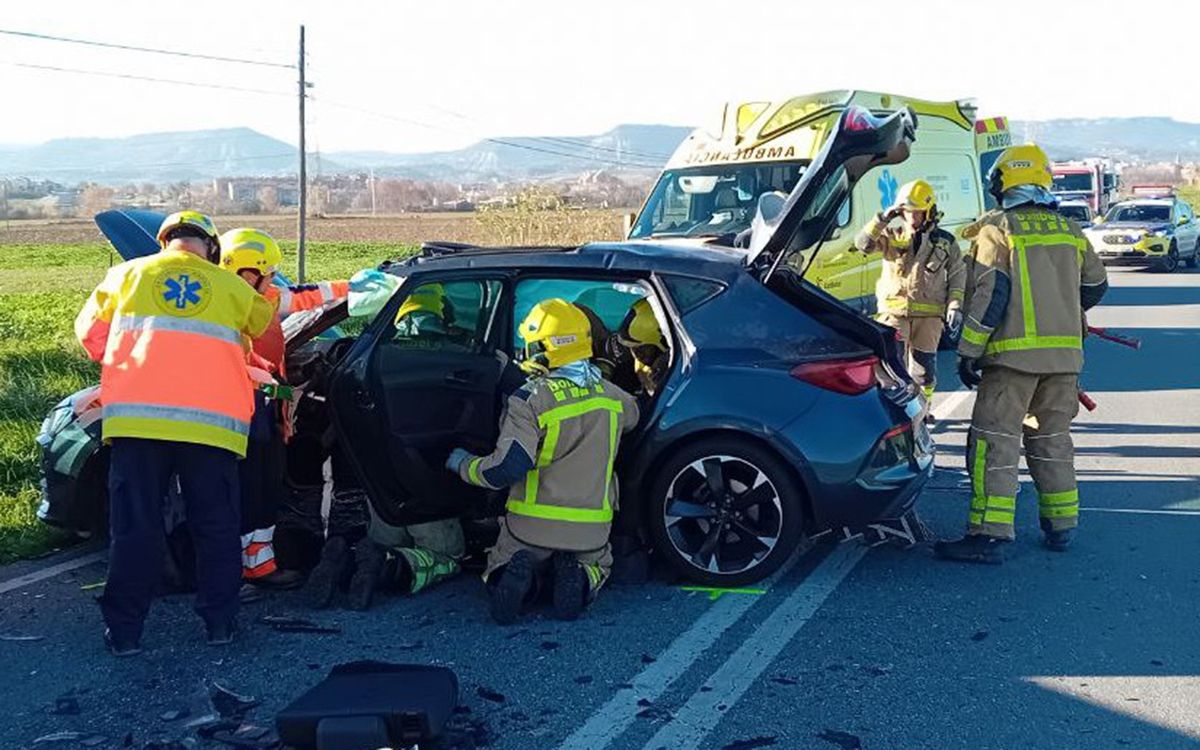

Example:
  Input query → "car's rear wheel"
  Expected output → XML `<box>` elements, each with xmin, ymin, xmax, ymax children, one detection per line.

<box><xmin>648</xmin><ymin>437</ymin><xmax>805</xmax><ymax>587</ymax></box>
<box><xmin>1187</xmin><ymin>239</ymin><xmax>1200</xmax><ymax>268</ymax></box>
<box><xmin>1156</xmin><ymin>242</ymin><xmax>1180</xmax><ymax>273</ymax></box>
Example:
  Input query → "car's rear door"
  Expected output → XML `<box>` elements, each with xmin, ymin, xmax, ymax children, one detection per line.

<box><xmin>328</xmin><ymin>273</ymin><xmax>507</xmax><ymax>526</ymax></box>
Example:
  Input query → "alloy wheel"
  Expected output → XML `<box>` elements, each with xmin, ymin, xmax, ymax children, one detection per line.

<box><xmin>662</xmin><ymin>455</ymin><xmax>784</xmax><ymax>576</ymax></box>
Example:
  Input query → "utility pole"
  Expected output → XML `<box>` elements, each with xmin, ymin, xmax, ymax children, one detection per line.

<box><xmin>369</xmin><ymin>168</ymin><xmax>377</xmax><ymax>216</ymax></box>
<box><xmin>297</xmin><ymin>24</ymin><xmax>307</xmax><ymax>283</ymax></box>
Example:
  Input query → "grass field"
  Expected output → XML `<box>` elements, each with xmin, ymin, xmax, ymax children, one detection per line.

<box><xmin>0</xmin><ymin>211</ymin><xmax>625</xmax><ymax>564</ymax></box>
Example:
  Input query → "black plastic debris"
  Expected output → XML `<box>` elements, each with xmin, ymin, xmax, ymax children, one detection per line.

<box><xmin>970</xmin><ymin>629</ymin><xmax>989</xmax><ymax>642</ymax></box>
<box><xmin>817</xmin><ymin>729</ymin><xmax>862</xmax><ymax>749</ymax></box>
<box><xmin>210</xmin><ymin>683</ymin><xmax>261</xmax><ymax>720</ymax></box>
<box><xmin>640</xmin><ymin>653</ymin><xmax>657</xmax><ymax>665</ymax></box>
<box><xmin>51</xmin><ymin>696</ymin><xmax>81</xmax><ymax>716</ymax></box>
<box><xmin>573</xmin><ymin>676</ymin><xmax>593</xmax><ymax>685</ymax></box>
<box><xmin>724</xmin><ymin>737</ymin><xmax>778</xmax><ymax>750</ymax></box>
<box><xmin>770</xmin><ymin>676</ymin><xmax>799</xmax><ymax>686</ymax></box>
<box><xmin>539</xmin><ymin>641</ymin><xmax>560</xmax><ymax>651</ymax></box>
<box><xmin>475</xmin><ymin>686</ymin><xmax>506</xmax><ymax>704</ymax></box>
<box><xmin>259</xmin><ymin>615</ymin><xmax>340</xmax><ymax>635</ymax></box>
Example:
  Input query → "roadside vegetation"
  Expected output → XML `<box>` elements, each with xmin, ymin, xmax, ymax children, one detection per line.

<box><xmin>0</xmin><ymin>208</ymin><xmax>624</xmax><ymax>563</ymax></box>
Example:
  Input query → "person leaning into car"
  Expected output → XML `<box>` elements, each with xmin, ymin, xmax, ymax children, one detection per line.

<box><xmin>445</xmin><ymin>298</ymin><xmax>639</xmax><ymax>625</ymax></box>
<box><xmin>74</xmin><ymin>211</ymin><xmax>274</xmax><ymax>656</ymax></box>
<box><xmin>852</xmin><ymin>179</ymin><xmax>965</xmax><ymax>416</ymax></box>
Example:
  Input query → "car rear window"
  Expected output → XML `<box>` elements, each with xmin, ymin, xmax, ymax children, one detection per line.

<box><xmin>661</xmin><ymin>275</ymin><xmax>724</xmax><ymax>314</ymax></box>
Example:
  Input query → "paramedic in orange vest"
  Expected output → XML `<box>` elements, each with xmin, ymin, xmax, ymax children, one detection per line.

<box><xmin>75</xmin><ymin>211</ymin><xmax>274</xmax><ymax>656</ymax></box>
<box><xmin>217</xmin><ymin>227</ymin><xmax>349</xmax><ymax>589</ymax></box>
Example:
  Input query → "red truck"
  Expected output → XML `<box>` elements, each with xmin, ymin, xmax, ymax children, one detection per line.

<box><xmin>1051</xmin><ymin>159</ymin><xmax>1119</xmax><ymax>214</ymax></box>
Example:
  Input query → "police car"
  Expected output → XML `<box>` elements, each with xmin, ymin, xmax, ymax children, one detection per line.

<box><xmin>1083</xmin><ymin>187</ymin><xmax>1200</xmax><ymax>272</ymax></box>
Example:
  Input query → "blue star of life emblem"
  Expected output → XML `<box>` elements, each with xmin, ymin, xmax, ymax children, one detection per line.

<box><xmin>162</xmin><ymin>273</ymin><xmax>203</xmax><ymax>310</ymax></box>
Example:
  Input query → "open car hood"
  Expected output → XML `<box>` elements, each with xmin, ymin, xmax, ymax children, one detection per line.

<box><xmin>93</xmin><ymin>209</ymin><xmax>350</xmax><ymax>343</ymax></box>
<box><xmin>746</xmin><ymin>106</ymin><xmax>917</xmax><ymax>279</ymax></box>
<box><xmin>94</xmin><ymin>208</ymin><xmax>310</xmax><ymax>292</ymax></box>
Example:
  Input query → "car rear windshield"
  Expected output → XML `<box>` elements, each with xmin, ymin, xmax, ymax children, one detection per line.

<box><xmin>630</xmin><ymin>162</ymin><xmax>807</xmax><ymax>242</ymax></box>
<box><xmin>1106</xmin><ymin>204</ymin><xmax>1170</xmax><ymax>223</ymax></box>
<box><xmin>1058</xmin><ymin>205</ymin><xmax>1091</xmax><ymax>222</ymax></box>
<box><xmin>1053</xmin><ymin>172</ymin><xmax>1094</xmax><ymax>192</ymax></box>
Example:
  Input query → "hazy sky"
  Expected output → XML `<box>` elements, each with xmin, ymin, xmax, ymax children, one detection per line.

<box><xmin>2</xmin><ymin>0</ymin><xmax>1194</xmax><ymax>153</ymax></box>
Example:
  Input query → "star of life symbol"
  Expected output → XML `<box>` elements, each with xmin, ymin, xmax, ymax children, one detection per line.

<box><xmin>163</xmin><ymin>273</ymin><xmax>203</xmax><ymax>310</ymax></box>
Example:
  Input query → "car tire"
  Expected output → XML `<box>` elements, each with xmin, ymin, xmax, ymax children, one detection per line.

<box><xmin>1188</xmin><ymin>240</ymin><xmax>1200</xmax><ymax>268</ymax></box>
<box><xmin>647</xmin><ymin>436</ymin><xmax>805</xmax><ymax>587</ymax></box>
<box><xmin>1156</xmin><ymin>243</ymin><xmax>1180</xmax><ymax>273</ymax></box>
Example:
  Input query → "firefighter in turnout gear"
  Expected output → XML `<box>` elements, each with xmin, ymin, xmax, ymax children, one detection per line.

<box><xmin>853</xmin><ymin>179</ymin><xmax>965</xmax><ymax>411</ymax></box>
<box><xmin>76</xmin><ymin>211</ymin><xmax>275</xmax><ymax>655</ymax></box>
<box><xmin>935</xmin><ymin>143</ymin><xmax>1109</xmax><ymax>565</ymax></box>
<box><xmin>447</xmin><ymin>298</ymin><xmax>639</xmax><ymax>624</ymax></box>
<box><xmin>305</xmin><ymin>282</ymin><xmax>467</xmax><ymax>611</ymax></box>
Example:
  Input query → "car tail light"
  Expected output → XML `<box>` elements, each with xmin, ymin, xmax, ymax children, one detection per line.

<box><xmin>790</xmin><ymin>356</ymin><xmax>879</xmax><ymax>395</ymax></box>
<box><xmin>865</xmin><ymin>421</ymin><xmax>916</xmax><ymax>471</ymax></box>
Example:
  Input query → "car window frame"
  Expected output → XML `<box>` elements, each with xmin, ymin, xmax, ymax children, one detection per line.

<box><xmin>375</xmin><ymin>272</ymin><xmax>508</xmax><ymax>357</ymax></box>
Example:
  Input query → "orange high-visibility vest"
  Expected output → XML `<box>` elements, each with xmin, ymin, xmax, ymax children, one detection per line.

<box><xmin>75</xmin><ymin>250</ymin><xmax>275</xmax><ymax>457</ymax></box>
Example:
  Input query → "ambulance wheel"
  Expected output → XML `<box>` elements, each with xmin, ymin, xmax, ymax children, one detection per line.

<box><xmin>648</xmin><ymin>437</ymin><xmax>805</xmax><ymax>587</ymax></box>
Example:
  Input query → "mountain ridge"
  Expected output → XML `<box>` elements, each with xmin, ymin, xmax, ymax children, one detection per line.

<box><xmin>4</xmin><ymin>117</ymin><xmax>1200</xmax><ymax>183</ymax></box>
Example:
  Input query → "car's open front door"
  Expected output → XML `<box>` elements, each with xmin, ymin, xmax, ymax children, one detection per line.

<box><xmin>328</xmin><ymin>276</ymin><xmax>506</xmax><ymax>527</ymax></box>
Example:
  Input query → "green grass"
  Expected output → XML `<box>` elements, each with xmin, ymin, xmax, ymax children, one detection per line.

<box><xmin>0</xmin><ymin>241</ymin><xmax>410</xmax><ymax>564</ymax></box>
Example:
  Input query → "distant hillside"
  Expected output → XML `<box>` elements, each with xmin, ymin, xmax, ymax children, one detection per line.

<box><xmin>0</xmin><ymin>128</ymin><xmax>338</xmax><ymax>183</ymax></box>
<box><xmin>1010</xmin><ymin>117</ymin><xmax>1200</xmax><ymax>162</ymax></box>
<box><xmin>6</xmin><ymin>116</ymin><xmax>1200</xmax><ymax>184</ymax></box>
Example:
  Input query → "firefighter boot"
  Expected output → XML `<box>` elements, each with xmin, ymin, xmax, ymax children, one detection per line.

<box><xmin>347</xmin><ymin>540</ymin><xmax>387</xmax><ymax>611</ymax></box>
<box><xmin>551</xmin><ymin>552</ymin><xmax>588</xmax><ymax>621</ymax></box>
<box><xmin>304</xmin><ymin>536</ymin><xmax>350</xmax><ymax>609</ymax></box>
<box><xmin>487</xmin><ymin>550</ymin><xmax>536</xmax><ymax>626</ymax></box>
<box><xmin>934</xmin><ymin>534</ymin><xmax>1008</xmax><ymax>565</ymax></box>
<box><xmin>1043</xmin><ymin>527</ymin><xmax>1074</xmax><ymax>552</ymax></box>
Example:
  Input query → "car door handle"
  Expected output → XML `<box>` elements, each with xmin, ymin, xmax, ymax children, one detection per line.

<box><xmin>445</xmin><ymin>369</ymin><xmax>476</xmax><ymax>385</ymax></box>
<box><xmin>353</xmin><ymin>387</ymin><xmax>374</xmax><ymax>408</ymax></box>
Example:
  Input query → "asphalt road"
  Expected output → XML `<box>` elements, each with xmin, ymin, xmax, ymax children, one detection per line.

<box><xmin>2</xmin><ymin>265</ymin><xmax>1198</xmax><ymax>750</ymax></box>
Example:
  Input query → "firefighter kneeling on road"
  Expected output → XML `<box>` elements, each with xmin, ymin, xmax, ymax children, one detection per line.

<box><xmin>853</xmin><ymin>179</ymin><xmax>965</xmax><ymax>417</ymax></box>
<box><xmin>446</xmin><ymin>299</ymin><xmax>639</xmax><ymax>624</ymax></box>
<box><xmin>935</xmin><ymin>143</ymin><xmax>1108</xmax><ymax>565</ymax></box>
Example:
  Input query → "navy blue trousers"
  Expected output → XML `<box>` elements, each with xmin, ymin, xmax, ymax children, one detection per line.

<box><xmin>102</xmin><ymin>438</ymin><xmax>241</xmax><ymax>642</ymax></box>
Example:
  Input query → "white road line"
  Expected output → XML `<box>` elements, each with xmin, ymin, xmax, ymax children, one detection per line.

<box><xmin>1082</xmin><ymin>508</ymin><xmax>1200</xmax><ymax>517</ymax></box>
<box><xmin>933</xmin><ymin>388</ymin><xmax>972</xmax><ymax>421</ymax></box>
<box><xmin>555</xmin><ymin>553</ymin><xmax>806</xmax><ymax>750</ymax></box>
<box><xmin>0</xmin><ymin>550</ymin><xmax>106</xmax><ymax>595</ymax></box>
<box><xmin>640</xmin><ymin>544</ymin><xmax>867</xmax><ymax>750</ymax></box>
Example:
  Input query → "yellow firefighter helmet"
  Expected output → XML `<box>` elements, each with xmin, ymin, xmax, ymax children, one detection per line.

<box><xmin>218</xmin><ymin>228</ymin><xmax>283</xmax><ymax>276</ymax></box>
<box><xmin>518</xmin><ymin>298</ymin><xmax>593</xmax><ymax>373</ymax></box>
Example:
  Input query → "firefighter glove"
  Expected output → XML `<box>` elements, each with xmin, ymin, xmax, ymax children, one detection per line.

<box><xmin>957</xmin><ymin>356</ymin><xmax>982</xmax><ymax>389</ymax></box>
<box><xmin>945</xmin><ymin>308</ymin><xmax>963</xmax><ymax>338</ymax></box>
<box><xmin>446</xmin><ymin>448</ymin><xmax>472</xmax><ymax>473</ymax></box>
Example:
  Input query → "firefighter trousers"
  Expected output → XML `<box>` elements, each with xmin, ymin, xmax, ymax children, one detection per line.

<box><xmin>880</xmin><ymin>314</ymin><xmax>943</xmax><ymax>399</ymax></box>
<box><xmin>485</xmin><ymin>517</ymin><xmax>612</xmax><ymax>599</ymax></box>
<box><xmin>966</xmin><ymin>367</ymin><xmax>1080</xmax><ymax>540</ymax></box>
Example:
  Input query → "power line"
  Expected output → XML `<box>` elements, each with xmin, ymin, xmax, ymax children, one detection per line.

<box><xmin>3</xmin><ymin>61</ymin><xmax>293</xmax><ymax>97</ymax></box>
<box><xmin>0</xmin><ymin>28</ymin><xmax>293</xmax><ymax>69</ymax></box>
<box><xmin>313</xmin><ymin>97</ymin><xmax>663</xmax><ymax>169</ymax></box>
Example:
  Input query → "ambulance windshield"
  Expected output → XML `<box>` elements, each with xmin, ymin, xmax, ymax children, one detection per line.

<box><xmin>630</xmin><ymin>162</ymin><xmax>808</xmax><ymax>242</ymax></box>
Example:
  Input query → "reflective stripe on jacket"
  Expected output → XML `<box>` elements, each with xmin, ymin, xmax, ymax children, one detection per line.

<box><xmin>854</xmin><ymin>214</ymin><xmax>965</xmax><ymax>318</ymax></box>
<box><xmin>459</xmin><ymin>374</ymin><xmax>640</xmax><ymax>552</ymax></box>
<box><xmin>75</xmin><ymin>250</ymin><xmax>275</xmax><ymax>456</ymax></box>
<box><xmin>957</xmin><ymin>207</ymin><xmax>1108</xmax><ymax>374</ymax></box>
<box><xmin>275</xmin><ymin>280</ymin><xmax>350</xmax><ymax>317</ymax></box>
